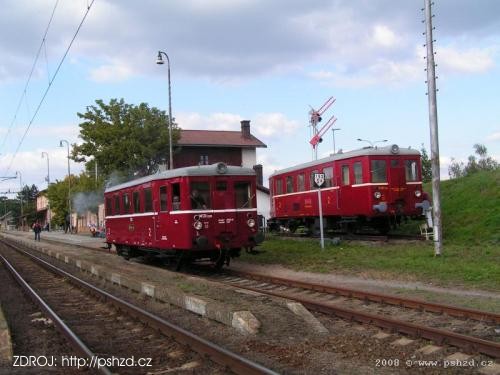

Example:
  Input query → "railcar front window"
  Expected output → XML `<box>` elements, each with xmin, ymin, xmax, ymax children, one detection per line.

<box><xmin>405</xmin><ymin>160</ymin><xmax>418</xmax><ymax>182</ymax></box>
<box><xmin>190</xmin><ymin>182</ymin><xmax>210</xmax><ymax>209</ymax></box>
<box><xmin>371</xmin><ymin>160</ymin><xmax>387</xmax><ymax>183</ymax></box>
<box><xmin>354</xmin><ymin>162</ymin><xmax>363</xmax><ymax>184</ymax></box>
<box><xmin>144</xmin><ymin>188</ymin><xmax>153</xmax><ymax>212</ymax></box>
<box><xmin>160</xmin><ymin>186</ymin><xmax>168</xmax><ymax>211</ymax></box>
<box><xmin>106</xmin><ymin>197</ymin><xmax>112</xmax><ymax>216</ymax></box>
<box><xmin>235</xmin><ymin>182</ymin><xmax>254</xmax><ymax>208</ymax></box>
<box><xmin>297</xmin><ymin>173</ymin><xmax>305</xmax><ymax>192</ymax></box>
<box><xmin>276</xmin><ymin>179</ymin><xmax>283</xmax><ymax>195</ymax></box>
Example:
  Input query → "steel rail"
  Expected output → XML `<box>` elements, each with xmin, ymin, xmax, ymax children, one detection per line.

<box><xmin>0</xmin><ymin>254</ymin><xmax>113</xmax><ymax>375</ymax></box>
<box><xmin>221</xmin><ymin>279</ymin><xmax>500</xmax><ymax>358</ymax></box>
<box><xmin>226</xmin><ymin>270</ymin><xmax>500</xmax><ymax>324</ymax></box>
<box><xmin>0</xmin><ymin>239</ymin><xmax>278</xmax><ymax>375</ymax></box>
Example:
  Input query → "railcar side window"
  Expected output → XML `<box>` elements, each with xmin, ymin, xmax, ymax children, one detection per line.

<box><xmin>371</xmin><ymin>160</ymin><xmax>387</xmax><ymax>183</ymax></box>
<box><xmin>171</xmin><ymin>183</ymin><xmax>181</xmax><ymax>210</ymax></box>
<box><xmin>405</xmin><ymin>160</ymin><xmax>418</xmax><ymax>182</ymax></box>
<box><xmin>190</xmin><ymin>182</ymin><xmax>210</xmax><ymax>209</ymax></box>
<box><xmin>297</xmin><ymin>173</ymin><xmax>305</xmax><ymax>192</ymax></box>
<box><xmin>159</xmin><ymin>186</ymin><xmax>168</xmax><ymax>211</ymax></box>
<box><xmin>323</xmin><ymin>167</ymin><xmax>333</xmax><ymax>187</ymax></box>
<box><xmin>114</xmin><ymin>195</ymin><xmax>120</xmax><ymax>215</ymax></box>
<box><xmin>354</xmin><ymin>162</ymin><xmax>363</xmax><ymax>184</ymax></box>
<box><xmin>133</xmin><ymin>191</ymin><xmax>141</xmax><ymax>213</ymax></box>
<box><xmin>106</xmin><ymin>197</ymin><xmax>112</xmax><ymax>216</ymax></box>
<box><xmin>235</xmin><ymin>182</ymin><xmax>254</xmax><ymax>208</ymax></box>
<box><xmin>341</xmin><ymin>165</ymin><xmax>350</xmax><ymax>185</ymax></box>
<box><xmin>144</xmin><ymin>188</ymin><xmax>153</xmax><ymax>212</ymax></box>
<box><xmin>286</xmin><ymin>176</ymin><xmax>293</xmax><ymax>193</ymax></box>
<box><xmin>122</xmin><ymin>194</ymin><xmax>130</xmax><ymax>214</ymax></box>
<box><xmin>275</xmin><ymin>179</ymin><xmax>283</xmax><ymax>195</ymax></box>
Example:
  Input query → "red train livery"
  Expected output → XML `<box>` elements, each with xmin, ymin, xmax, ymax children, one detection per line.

<box><xmin>104</xmin><ymin>163</ymin><xmax>263</xmax><ymax>268</ymax></box>
<box><xmin>268</xmin><ymin>144</ymin><xmax>429</xmax><ymax>234</ymax></box>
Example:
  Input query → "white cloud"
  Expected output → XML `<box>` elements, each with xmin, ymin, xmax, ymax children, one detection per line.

<box><xmin>252</xmin><ymin>113</ymin><xmax>299</xmax><ymax>137</ymax></box>
<box><xmin>438</xmin><ymin>46</ymin><xmax>495</xmax><ymax>74</ymax></box>
<box><xmin>372</xmin><ymin>25</ymin><xmax>400</xmax><ymax>48</ymax></box>
<box><xmin>89</xmin><ymin>61</ymin><xmax>134</xmax><ymax>83</ymax></box>
<box><xmin>487</xmin><ymin>131</ymin><xmax>500</xmax><ymax>141</ymax></box>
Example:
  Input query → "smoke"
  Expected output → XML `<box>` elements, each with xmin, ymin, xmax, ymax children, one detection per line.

<box><xmin>105</xmin><ymin>170</ymin><xmax>132</xmax><ymax>188</ymax></box>
<box><xmin>72</xmin><ymin>191</ymin><xmax>103</xmax><ymax>215</ymax></box>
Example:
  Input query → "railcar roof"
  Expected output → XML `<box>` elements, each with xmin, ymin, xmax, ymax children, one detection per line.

<box><xmin>105</xmin><ymin>164</ymin><xmax>256</xmax><ymax>193</ymax></box>
<box><xmin>270</xmin><ymin>145</ymin><xmax>420</xmax><ymax>178</ymax></box>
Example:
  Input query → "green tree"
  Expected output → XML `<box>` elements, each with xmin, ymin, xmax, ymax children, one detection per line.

<box><xmin>420</xmin><ymin>144</ymin><xmax>432</xmax><ymax>183</ymax></box>
<box><xmin>448</xmin><ymin>144</ymin><xmax>499</xmax><ymax>179</ymax></box>
<box><xmin>72</xmin><ymin>98</ymin><xmax>179</xmax><ymax>178</ymax></box>
<box><xmin>47</xmin><ymin>178</ymin><xmax>71</xmax><ymax>227</ymax></box>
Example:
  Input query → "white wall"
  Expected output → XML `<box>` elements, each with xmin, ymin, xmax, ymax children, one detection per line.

<box><xmin>256</xmin><ymin>189</ymin><xmax>270</xmax><ymax>219</ymax></box>
<box><xmin>241</xmin><ymin>149</ymin><xmax>256</xmax><ymax>168</ymax></box>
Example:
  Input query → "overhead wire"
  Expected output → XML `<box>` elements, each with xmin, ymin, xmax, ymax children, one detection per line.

<box><xmin>3</xmin><ymin>0</ymin><xmax>96</xmax><ymax>175</ymax></box>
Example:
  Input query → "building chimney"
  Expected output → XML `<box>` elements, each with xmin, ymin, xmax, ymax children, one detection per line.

<box><xmin>241</xmin><ymin>120</ymin><xmax>251</xmax><ymax>139</ymax></box>
<box><xmin>253</xmin><ymin>164</ymin><xmax>263</xmax><ymax>186</ymax></box>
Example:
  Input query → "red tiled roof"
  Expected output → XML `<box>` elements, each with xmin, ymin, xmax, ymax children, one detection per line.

<box><xmin>178</xmin><ymin>130</ymin><xmax>266</xmax><ymax>148</ymax></box>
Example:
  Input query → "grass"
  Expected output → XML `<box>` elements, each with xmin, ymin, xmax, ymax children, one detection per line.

<box><xmin>241</xmin><ymin>170</ymin><xmax>500</xmax><ymax>291</ymax></box>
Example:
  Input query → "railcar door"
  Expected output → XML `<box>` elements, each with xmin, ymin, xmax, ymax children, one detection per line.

<box><xmin>389</xmin><ymin>158</ymin><xmax>406</xmax><ymax>201</ymax></box>
<box><xmin>212</xmin><ymin>178</ymin><xmax>238</xmax><ymax>243</ymax></box>
<box><xmin>155</xmin><ymin>183</ymin><xmax>170</xmax><ymax>243</ymax></box>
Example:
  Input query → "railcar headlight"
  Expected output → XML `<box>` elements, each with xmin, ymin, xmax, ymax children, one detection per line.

<box><xmin>193</xmin><ymin>221</ymin><xmax>203</xmax><ymax>230</ymax></box>
<box><xmin>247</xmin><ymin>218</ymin><xmax>256</xmax><ymax>228</ymax></box>
<box><xmin>415</xmin><ymin>190</ymin><xmax>422</xmax><ymax>198</ymax></box>
<box><xmin>374</xmin><ymin>191</ymin><xmax>382</xmax><ymax>199</ymax></box>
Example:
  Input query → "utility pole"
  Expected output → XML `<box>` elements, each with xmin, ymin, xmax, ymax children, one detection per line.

<box><xmin>423</xmin><ymin>0</ymin><xmax>442</xmax><ymax>256</ymax></box>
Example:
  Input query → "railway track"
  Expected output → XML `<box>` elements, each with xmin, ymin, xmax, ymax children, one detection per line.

<box><xmin>207</xmin><ymin>269</ymin><xmax>500</xmax><ymax>359</ymax></box>
<box><xmin>0</xmin><ymin>240</ymin><xmax>278</xmax><ymax>375</ymax></box>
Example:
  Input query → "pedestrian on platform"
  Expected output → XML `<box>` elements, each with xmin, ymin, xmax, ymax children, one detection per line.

<box><xmin>32</xmin><ymin>221</ymin><xmax>42</xmax><ymax>241</ymax></box>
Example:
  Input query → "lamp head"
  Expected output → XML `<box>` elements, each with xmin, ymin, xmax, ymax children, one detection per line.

<box><xmin>156</xmin><ymin>51</ymin><xmax>164</xmax><ymax>65</ymax></box>
<box><xmin>59</xmin><ymin>140</ymin><xmax>64</xmax><ymax>147</ymax></box>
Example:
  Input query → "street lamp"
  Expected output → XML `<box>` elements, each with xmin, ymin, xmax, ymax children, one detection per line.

<box><xmin>59</xmin><ymin>139</ymin><xmax>72</xmax><ymax>232</ymax></box>
<box><xmin>156</xmin><ymin>50</ymin><xmax>174</xmax><ymax>170</ymax></box>
<box><xmin>332</xmin><ymin>128</ymin><xmax>341</xmax><ymax>154</ymax></box>
<box><xmin>42</xmin><ymin>152</ymin><xmax>51</xmax><ymax>231</ymax></box>
<box><xmin>16</xmin><ymin>170</ymin><xmax>23</xmax><ymax>230</ymax></box>
<box><xmin>357</xmin><ymin>138</ymin><xmax>388</xmax><ymax>148</ymax></box>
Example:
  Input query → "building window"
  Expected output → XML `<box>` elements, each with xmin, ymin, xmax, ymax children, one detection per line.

<box><xmin>286</xmin><ymin>176</ymin><xmax>293</xmax><ymax>193</ymax></box>
<box><xmin>144</xmin><ymin>188</ymin><xmax>153</xmax><ymax>212</ymax></box>
<box><xmin>354</xmin><ymin>162</ymin><xmax>363</xmax><ymax>184</ymax></box>
<box><xmin>159</xmin><ymin>186</ymin><xmax>168</xmax><ymax>211</ymax></box>
<box><xmin>323</xmin><ymin>167</ymin><xmax>333</xmax><ymax>187</ymax></box>
<box><xmin>341</xmin><ymin>165</ymin><xmax>350</xmax><ymax>185</ymax></box>
<box><xmin>200</xmin><ymin>155</ymin><xmax>209</xmax><ymax>165</ymax></box>
<box><xmin>297</xmin><ymin>173</ymin><xmax>305</xmax><ymax>192</ymax></box>
<box><xmin>371</xmin><ymin>160</ymin><xmax>387</xmax><ymax>183</ymax></box>
<box><xmin>405</xmin><ymin>160</ymin><xmax>418</xmax><ymax>182</ymax></box>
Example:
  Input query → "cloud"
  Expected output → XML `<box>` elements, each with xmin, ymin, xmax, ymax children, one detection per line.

<box><xmin>372</xmin><ymin>25</ymin><xmax>400</xmax><ymax>48</ymax></box>
<box><xmin>487</xmin><ymin>131</ymin><xmax>500</xmax><ymax>141</ymax></box>
<box><xmin>89</xmin><ymin>61</ymin><xmax>134</xmax><ymax>82</ymax></box>
<box><xmin>437</xmin><ymin>46</ymin><xmax>495</xmax><ymax>73</ymax></box>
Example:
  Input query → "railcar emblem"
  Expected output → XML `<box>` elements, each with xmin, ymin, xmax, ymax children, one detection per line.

<box><xmin>313</xmin><ymin>173</ymin><xmax>325</xmax><ymax>188</ymax></box>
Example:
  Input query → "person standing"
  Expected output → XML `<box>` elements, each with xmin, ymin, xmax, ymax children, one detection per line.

<box><xmin>33</xmin><ymin>221</ymin><xmax>42</xmax><ymax>241</ymax></box>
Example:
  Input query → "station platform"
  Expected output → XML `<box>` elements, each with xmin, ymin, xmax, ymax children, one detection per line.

<box><xmin>7</xmin><ymin>230</ymin><xmax>110</xmax><ymax>252</ymax></box>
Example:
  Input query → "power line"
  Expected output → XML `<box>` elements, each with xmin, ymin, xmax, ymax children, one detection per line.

<box><xmin>3</xmin><ymin>0</ymin><xmax>96</xmax><ymax>175</ymax></box>
<box><xmin>0</xmin><ymin>0</ymin><xmax>60</xmax><ymax>153</ymax></box>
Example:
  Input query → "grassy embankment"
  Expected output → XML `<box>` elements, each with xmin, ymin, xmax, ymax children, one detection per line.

<box><xmin>241</xmin><ymin>169</ymin><xmax>500</xmax><ymax>290</ymax></box>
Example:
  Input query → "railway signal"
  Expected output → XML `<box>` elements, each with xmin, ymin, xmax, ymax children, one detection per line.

<box><xmin>309</xmin><ymin>97</ymin><xmax>336</xmax><ymax>160</ymax></box>
<box><xmin>313</xmin><ymin>172</ymin><xmax>325</xmax><ymax>250</ymax></box>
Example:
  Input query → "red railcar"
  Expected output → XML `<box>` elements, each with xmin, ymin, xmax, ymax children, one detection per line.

<box><xmin>268</xmin><ymin>145</ymin><xmax>429</xmax><ymax>234</ymax></box>
<box><xmin>104</xmin><ymin>163</ymin><xmax>263</xmax><ymax>268</ymax></box>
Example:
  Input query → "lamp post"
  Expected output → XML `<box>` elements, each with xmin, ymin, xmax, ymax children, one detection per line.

<box><xmin>42</xmin><ymin>152</ymin><xmax>51</xmax><ymax>231</ymax></box>
<box><xmin>357</xmin><ymin>138</ymin><xmax>388</xmax><ymax>148</ymax></box>
<box><xmin>156</xmin><ymin>50</ymin><xmax>174</xmax><ymax>170</ymax></box>
<box><xmin>59</xmin><ymin>140</ymin><xmax>71</xmax><ymax>232</ymax></box>
<box><xmin>16</xmin><ymin>170</ymin><xmax>23</xmax><ymax>230</ymax></box>
<box><xmin>332</xmin><ymin>128</ymin><xmax>341</xmax><ymax>154</ymax></box>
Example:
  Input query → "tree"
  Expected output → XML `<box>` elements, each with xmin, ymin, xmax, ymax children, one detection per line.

<box><xmin>420</xmin><ymin>144</ymin><xmax>432</xmax><ymax>183</ymax></box>
<box><xmin>448</xmin><ymin>144</ymin><xmax>499</xmax><ymax>179</ymax></box>
<box><xmin>72</xmin><ymin>98</ymin><xmax>179</xmax><ymax>179</ymax></box>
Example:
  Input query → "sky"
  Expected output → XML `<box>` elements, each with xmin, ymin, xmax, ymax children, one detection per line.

<box><xmin>1</xmin><ymin>0</ymin><xmax>499</xmax><ymax>196</ymax></box>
